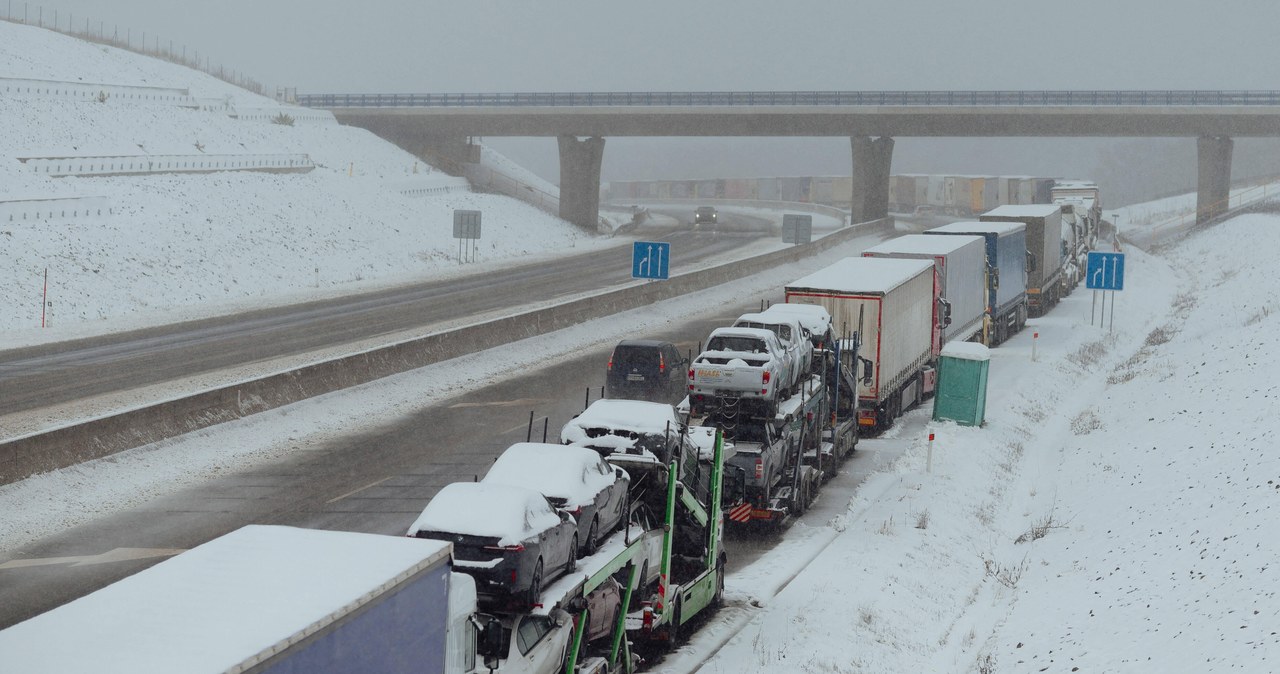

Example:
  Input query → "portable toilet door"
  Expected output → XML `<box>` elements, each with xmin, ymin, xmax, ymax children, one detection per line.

<box><xmin>932</xmin><ymin>342</ymin><xmax>991</xmax><ymax>426</ymax></box>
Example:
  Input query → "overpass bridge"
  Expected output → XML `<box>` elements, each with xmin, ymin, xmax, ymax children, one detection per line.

<box><xmin>299</xmin><ymin>90</ymin><xmax>1280</xmax><ymax>229</ymax></box>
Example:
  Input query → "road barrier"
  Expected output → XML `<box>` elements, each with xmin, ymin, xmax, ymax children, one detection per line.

<box><xmin>0</xmin><ymin>216</ymin><xmax>892</xmax><ymax>485</ymax></box>
<box><xmin>1</xmin><ymin>196</ymin><xmax>113</xmax><ymax>223</ymax></box>
<box><xmin>18</xmin><ymin>153</ymin><xmax>315</xmax><ymax>177</ymax></box>
<box><xmin>0</xmin><ymin>76</ymin><xmax>194</xmax><ymax>105</ymax></box>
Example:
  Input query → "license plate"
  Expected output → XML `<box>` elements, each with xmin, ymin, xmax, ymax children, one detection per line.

<box><xmin>627</xmin><ymin>374</ymin><xmax>645</xmax><ymax>382</ymax></box>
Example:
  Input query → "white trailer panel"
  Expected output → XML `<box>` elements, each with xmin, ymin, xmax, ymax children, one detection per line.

<box><xmin>0</xmin><ymin>526</ymin><xmax>454</xmax><ymax>674</ymax></box>
<box><xmin>785</xmin><ymin>257</ymin><xmax>934</xmax><ymax>405</ymax></box>
<box><xmin>862</xmin><ymin>234</ymin><xmax>987</xmax><ymax>346</ymax></box>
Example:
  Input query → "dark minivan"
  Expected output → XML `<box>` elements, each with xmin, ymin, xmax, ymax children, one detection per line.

<box><xmin>604</xmin><ymin>340</ymin><xmax>687</xmax><ymax>404</ymax></box>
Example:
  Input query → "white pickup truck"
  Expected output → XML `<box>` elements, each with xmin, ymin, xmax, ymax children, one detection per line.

<box><xmin>687</xmin><ymin>326</ymin><xmax>791</xmax><ymax>417</ymax></box>
<box><xmin>733</xmin><ymin>311</ymin><xmax>812</xmax><ymax>391</ymax></box>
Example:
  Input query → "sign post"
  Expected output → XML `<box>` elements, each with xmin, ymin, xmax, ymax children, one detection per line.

<box><xmin>631</xmin><ymin>241</ymin><xmax>670</xmax><ymax>280</ymax></box>
<box><xmin>781</xmin><ymin>214</ymin><xmax>812</xmax><ymax>245</ymax></box>
<box><xmin>452</xmin><ymin>210</ymin><xmax>482</xmax><ymax>263</ymax></box>
<box><xmin>1086</xmin><ymin>251</ymin><xmax>1125</xmax><ymax>331</ymax></box>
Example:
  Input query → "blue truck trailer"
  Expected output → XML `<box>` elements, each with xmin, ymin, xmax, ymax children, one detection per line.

<box><xmin>926</xmin><ymin>221</ymin><xmax>1029</xmax><ymax>346</ymax></box>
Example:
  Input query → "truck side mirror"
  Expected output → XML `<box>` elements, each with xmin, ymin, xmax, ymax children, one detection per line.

<box><xmin>938</xmin><ymin>298</ymin><xmax>953</xmax><ymax>328</ymax></box>
<box><xmin>478</xmin><ymin>615</ymin><xmax>504</xmax><ymax>668</ymax></box>
<box><xmin>1026</xmin><ymin>251</ymin><xmax>1038</xmax><ymax>273</ymax></box>
<box><xmin>989</xmin><ymin>268</ymin><xmax>1000</xmax><ymax>290</ymax></box>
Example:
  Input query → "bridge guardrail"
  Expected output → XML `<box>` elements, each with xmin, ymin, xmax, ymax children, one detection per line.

<box><xmin>299</xmin><ymin>90</ymin><xmax>1280</xmax><ymax>109</ymax></box>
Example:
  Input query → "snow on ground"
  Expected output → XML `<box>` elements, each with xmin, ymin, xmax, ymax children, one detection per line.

<box><xmin>6</xmin><ymin>15</ymin><xmax>1280</xmax><ymax>674</ymax></box>
<box><xmin>686</xmin><ymin>214</ymin><xmax>1280</xmax><ymax>673</ymax></box>
<box><xmin>0</xmin><ymin>20</ymin><xmax>617</xmax><ymax>348</ymax></box>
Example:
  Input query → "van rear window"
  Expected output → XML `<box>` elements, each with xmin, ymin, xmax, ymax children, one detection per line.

<box><xmin>613</xmin><ymin>347</ymin><xmax>659</xmax><ymax>369</ymax></box>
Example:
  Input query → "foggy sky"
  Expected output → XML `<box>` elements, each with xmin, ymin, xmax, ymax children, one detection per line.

<box><xmin>11</xmin><ymin>0</ymin><xmax>1280</xmax><ymax>202</ymax></box>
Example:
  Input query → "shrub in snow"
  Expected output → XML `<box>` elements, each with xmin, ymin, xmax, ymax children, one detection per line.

<box><xmin>271</xmin><ymin>112</ymin><xmax>295</xmax><ymax>126</ymax></box>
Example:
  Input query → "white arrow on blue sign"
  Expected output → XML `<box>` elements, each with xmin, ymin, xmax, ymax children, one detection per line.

<box><xmin>632</xmin><ymin>241</ymin><xmax>670</xmax><ymax>280</ymax></box>
<box><xmin>1086</xmin><ymin>251</ymin><xmax>1125</xmax><ymax>291</ymax></box>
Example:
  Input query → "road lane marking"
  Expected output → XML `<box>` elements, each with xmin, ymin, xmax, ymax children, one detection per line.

<box><xmin>0</xmin><ymin>548</ymin><xmax>185</xmax><ymax>569</ymax></box>
<box><xmin>449</xmin><ymin>397</ymin><xmax>545</xmax><ymax>409</ymax></box>
<box><xmin>326</xmin><ymin>477</ymin><xmax>391</xmax><ymax>504</ymax></box>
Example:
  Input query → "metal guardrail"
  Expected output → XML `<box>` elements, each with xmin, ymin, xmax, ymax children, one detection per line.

<box><xmin>299</xmin><ymin>90</ymin><xmax>1280</xmax><ymax>109</ymax></box>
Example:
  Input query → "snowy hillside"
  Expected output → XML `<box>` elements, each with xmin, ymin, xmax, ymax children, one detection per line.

<box><xmin>0</xmin><ymin>20</ymin><xmax>614</xmax><ymax>347</ymax></box>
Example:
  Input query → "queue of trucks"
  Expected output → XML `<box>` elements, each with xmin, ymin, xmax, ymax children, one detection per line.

<box><xmin>0</xmin><ymin>181</ymin><xmax>1101</xmax><ymax>673</ymax></box>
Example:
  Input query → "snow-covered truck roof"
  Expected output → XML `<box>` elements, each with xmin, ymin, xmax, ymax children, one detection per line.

<box><xmin>785</xmin><ymin>256</ymin><xmax>933</xmax><ymax>295</ymax></box>
<box><xmin>863</xmin><ymin>233</ymin><xmax>984</xmax><ymax>257</ymax></box>
<box><xmin>982</xmin><ymin>204</ymin><xmax>1062</xmax><ymax>218</ymax></box>
<box><xmin>407</xmin><ymin>481</ymin><xmax>564</xmax><ymax>545</ymax></box>
<box><xmin>929</xmin><ymin>220</ymin><xmax>1026</xmax><ymax>236</ymax></box>
<box><xmin>483</xmin><ymin>442</ymin><xmax>623</xmax><ymax>508</ymax></box>
<box><xmin>0</xmin><ymin>525</ymin><xmax>451</xmax><ymax>674</ymax></box>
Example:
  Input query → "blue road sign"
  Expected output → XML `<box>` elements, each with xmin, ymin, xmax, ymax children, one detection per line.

<box><xmin>1086</xmin><ymin>251</ymin><xmax>1125</xmax><ymax>291</ymax></box>
<box><xmin>631</xmin><ymin>241</ymin><xmax>670</xmax><ymax>280</ymax></box>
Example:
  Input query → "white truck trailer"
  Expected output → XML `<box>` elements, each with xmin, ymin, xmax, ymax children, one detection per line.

<box><xmin>784</xmin><ymin>257</ymin><xmax>935</xmax><ymax>433</ymax></box>
<box><xmin>862</xmin><ymin>233</ymin><xmax>988</xmax><ymax>353</ymax></box>
<box><xmin>0</xmin><ymin>525</ymin><xmax>479</xmax><ymax>674</ymax></box>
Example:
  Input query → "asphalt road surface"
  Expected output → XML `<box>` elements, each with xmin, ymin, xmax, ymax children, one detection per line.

<box><xmin>0</xmin><ymin>218</ymin><xmax>770</xmax><ymax>424</ymax></box>
<box><xmin>0</xmin><ymin>215</ymin><xmax>910</xmax><ymax>629</ymax></box>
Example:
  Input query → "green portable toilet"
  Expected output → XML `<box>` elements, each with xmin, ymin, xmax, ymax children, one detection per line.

<box><xmin>932</xmin><ymin>342</ymin><xmax>991</xmax><ymax>426</ymax></box>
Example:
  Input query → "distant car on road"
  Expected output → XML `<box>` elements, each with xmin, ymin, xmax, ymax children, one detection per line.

<box><xmin>605</xmin><ymin>339</ymin><xmax>688</xmax><ymax>405</ymax></box>
<box><xmin>694</xmin><ymin>206</ymin><xmax>718</xmax><ymax>229</ymax></box>
<box><xmin>407</xmin><ymin>482</ymin><xmax>579</xmax><ymax>607</ymax></box>
<box><xmin>483</xmin><ymin>442</ymin><xmax>630</xmax><ymax>556</ymax></box>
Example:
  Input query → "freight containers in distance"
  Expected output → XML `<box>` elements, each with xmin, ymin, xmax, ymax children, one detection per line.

<box><xmin>784</xmin><ymin>257</ymin><xmax>935</xmax><ymax>433</ymax></box>
<box><xmin>927</xmin><ymin>175</ymin><xmax>946</xmax><ymax>208</ymax></box>
<box><xmin>0</xmin><ymin>525</ymin><xmax>467</xmax><ymax>674</ymax></box>
<box><xmin>724</xmin><ymin>177</ymin><xmax>756</xmax><ymax>200</ymax></box>
<box><xmin>810</xmin><ymin>176</ymin><xmax>836</xmax><ymax>206</ymax></box>
<box><xmin>926</xmin><ymin>221</ymin><xmax>1029</xmax><ymax>346</ymax></box>
<box><xmin>832</xmin><ymin>175</ymin><xmax>853</xmax><ymax>209</ymax></box>
<box><xmin>780</xmin><ymin>176</ymin><xmax>805</xmax><ymax>202</ymax></box>
<box><xmin>981</xmin><ymin>204</ymin><xmax>1065</xmax><ymax>317</ymax></box>
<box><xmin>757</xmin><ymin>176</ymin><xmax>781</xmax><ymax>201</ymax></box>
<box><xmin>862</xmin><ymin>234</ymin><xmax>988</xmax><ymax>352</ymax></box>
<box><xmin>982</xmin><ymin>177</ymin><xmax>999</xmax><ymax>212</ymax></box>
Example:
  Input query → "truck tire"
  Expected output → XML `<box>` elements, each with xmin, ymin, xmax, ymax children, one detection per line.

<box><xmin>664</xmin><ymin>599</ymin><xmax>682</xmax><ymax>652</ymax></box>
<box><xmin>712</xmin><ymin>557</ymin><xmax>726</xmax><ymax>607</ymax></box>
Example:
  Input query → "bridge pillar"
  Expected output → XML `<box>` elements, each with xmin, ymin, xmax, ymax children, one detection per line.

<box><xmin>558</xmin><ymin>135</ymin><xmax>606</xmax><ymax>231</ymax></box>
<box><xmin>850</xmin><ymin>136</ymin><xmax>894</xmax><ymax>223</ymax></box>
<box><xmin>1196</xmin><ymin>136</ymin><xmax>1234</xmax><ymax>225</ymax></box>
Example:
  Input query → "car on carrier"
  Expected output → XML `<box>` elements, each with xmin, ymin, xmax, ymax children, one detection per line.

<box><xmin>732</xmin><ymin>311</ymin><xmax>813</xmax><ymax>390</ymax></box>
<box><xmin>560</xmin><ymin>398</ymin><xmax>692</xmax><ymax>466</ymax></box>
<box><xmin>482</xmin><ymin>442</ymin><xmax>630</xmax><ymax>556</ymax></box>
<box><xmin>760</xmin><ymin>302</ymin><xmax>835</xmax><ymax>350</ymax></box>
<box><xmin>687</xmin><ymin>326</ymin><xmax>793</xmax><ymax>416</ymax></box>
<box><xmin>407</xmin><ymin>482</ymin><xmax>579</xmax><ymax>608</ymax></box>
<box><xmin>604</xmin><ymin>339</ymin><xmax>688</xmax><ymax>405</ymax></box>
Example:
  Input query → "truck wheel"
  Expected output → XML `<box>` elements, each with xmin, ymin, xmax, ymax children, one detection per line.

<box><xmin>712</xmin><ymin>557</ymin><xmax>726</xmax><ymax>607</ymax></box>
<box><xmin>664</xmin><ymin>599</ymin><xmax>683</xmax><ymax>652</ymax></box>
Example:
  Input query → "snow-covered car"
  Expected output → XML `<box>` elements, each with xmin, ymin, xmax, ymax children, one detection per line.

<box><xmin>407</xmin><ymin>482</ymin><xmax>578</xmax><ymax>607</ymax></box>
<box><xmin>483</xmin><ymin>443</ymin><xmax>630</xmax><ymax>556</ymax></box>
<box><xmin>560</xmin><ymin>399</ymin><xmax>693</xmax><ymax>466</ymax></box>
<box><xmin>687</xmin><ymin>326</ymin><xmax>793</xmax><ymax>416</ymax></box>
<box><xmin>733</xmin><ymin>311</ymin><xmax>812</xmax><ymax>389</ymax></box>
<box><xmin>760</xmin><ymin>302</ymin><xmax>834</xmax><ymax>350</ymax></box>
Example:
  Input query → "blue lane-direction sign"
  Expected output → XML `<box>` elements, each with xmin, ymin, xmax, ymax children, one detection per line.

<box><xmin>1086</xmin><ymin>251</ymin><xmax>1125</xmax><ymax>291</ymax></box>
<box><xmin>632</xmin><ymin>241</ymin><xmax>670</xmax><ymax>280</ymax></box>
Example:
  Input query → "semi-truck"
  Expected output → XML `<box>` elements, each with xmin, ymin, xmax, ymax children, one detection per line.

<box><xmin>980</xmin><ymin>204</ymin><xmax>1065</xmax><ymax>317</ymax></box>
<box><xmin>0</xmin><ymin>525</ymin><xmax>480</xmax><ymax>674</ymax></box>
<box><xmin>926</xmin><ymin>221</ymin><xmax>1029</xmax><ymax>346</ymax></box>
<box><xmin>785</xmin><ymin>257</ymin><xmax>936</xmax><ymax>433</ymax></box>
<box><xmin>862</xmin><ymin>233</ymin><xmax>988</xmax><ymax>353</ymax></box>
